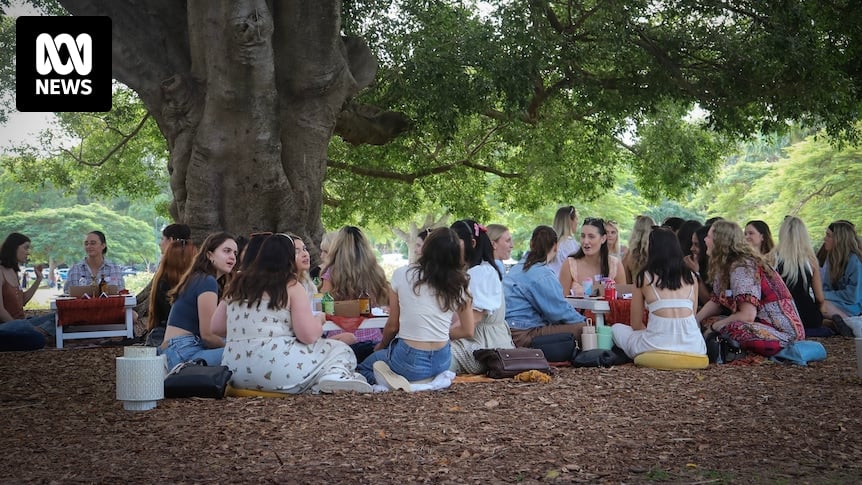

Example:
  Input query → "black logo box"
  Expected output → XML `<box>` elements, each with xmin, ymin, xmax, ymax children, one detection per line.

<box><xmin>16</xmin><ymin>16</ymin><xmax>112</xmax><ymax>112</ymax></box>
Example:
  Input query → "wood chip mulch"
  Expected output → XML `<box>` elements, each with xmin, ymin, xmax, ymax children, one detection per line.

<box><xmin>1</xmin><ymin>337</ymin><xmax>861</xmax><ymax>484</ymax></box>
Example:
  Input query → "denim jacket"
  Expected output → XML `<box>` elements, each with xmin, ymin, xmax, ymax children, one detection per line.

<box><xmin>822</xmin><ymin>253</ymin><xmax>862</xmax><ymax>316</ymax></box>
<box><xmin>503</xmin><ymin>261</ymin><xmax>585</xmax><ymax>329</ymax></box>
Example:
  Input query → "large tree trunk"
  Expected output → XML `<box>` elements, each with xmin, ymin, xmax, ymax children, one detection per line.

<box><xmin>59</xmin><ymin>0</ymin><xmax>377</xmax><ymax>246</ymax></box>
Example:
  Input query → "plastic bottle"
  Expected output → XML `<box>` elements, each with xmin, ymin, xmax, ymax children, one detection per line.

<box><xmin>312</xmin><ymin>293</ymin><xmax>324</xmax><ymax>313</ymax></box>
<box><xmin>358</xmin><ymin>289</ymin><xmax>371</xmax><ymax>317</ymax></box>
<box><xmin>581</xmin><ymin>324</ymin><xmax>598</xmax><ymax>351</ymax></box>
<box><xmin>321</xmin><ymin>292</ymin><xmax>334</xmax><ymax>315</ymax></box>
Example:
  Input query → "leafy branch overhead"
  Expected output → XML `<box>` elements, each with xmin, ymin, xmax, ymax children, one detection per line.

<box><xmin>323</xmin><ymin>0</ymin><xmax>861</xmax><ymax>222</ymax></box>
<box><xmin>2</xmin><ymin>0</ymin><xmax>860</xmax><ymax>237</ymax></box>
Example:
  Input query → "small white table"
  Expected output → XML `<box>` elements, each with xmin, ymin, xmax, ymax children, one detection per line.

<box><xmin>51</xmin><ymin>295</ymin><xmax>137</xmax><ymax>349</ymax></box>
<box><xmin>322</xmin><ymin>316</ymin><xmax>388</xmax><ymax>333</ymax></box>
<box><xmin>566</xmin><ymin>297</ymin><xmax>611</xmax><ymax>326</ymax></box>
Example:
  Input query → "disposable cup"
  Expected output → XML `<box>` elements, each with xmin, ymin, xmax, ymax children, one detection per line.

<box><xmin>597</xmin><ymin>325</ymin><xmax>613</xmax><ymax>350</ymax></box>
<box><xmin>856</xmin><ymin>338</ymin><xmax>862</xmax><ymax>379</ymax></box>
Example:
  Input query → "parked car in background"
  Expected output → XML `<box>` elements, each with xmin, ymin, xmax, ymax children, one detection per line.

<box><xmin>122</xmin><ymin>266</ymin><xmax>138</xmax><ymax>277</ymax></box>
<box><xmin>23</xmin><ymin>267</ymin><xmax>36</xmax><ymax>282</ymax></box>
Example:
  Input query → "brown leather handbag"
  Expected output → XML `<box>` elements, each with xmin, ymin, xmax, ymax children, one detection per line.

<box><xmin>472</xmin><ymin>348</ymin><xmax>550</xmax><ymax>379</ymax></box>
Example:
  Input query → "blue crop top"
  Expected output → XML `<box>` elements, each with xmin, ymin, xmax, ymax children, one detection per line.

<box><xmin>166</xmin><ymin>274</ymin><xmax>218</xmax><ymax>335</ymax></box>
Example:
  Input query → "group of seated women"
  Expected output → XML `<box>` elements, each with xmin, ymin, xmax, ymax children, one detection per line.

<box><xmin>4</xmin><ymin>208</ymin><xmax>857</xmax><ymax>393</ymax></box>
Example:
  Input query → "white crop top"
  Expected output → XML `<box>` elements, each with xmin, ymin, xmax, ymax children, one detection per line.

<box><xmin>391</xmin><ymin>265</ymin><xmax>458</xmax><ymax>342</ymax></box>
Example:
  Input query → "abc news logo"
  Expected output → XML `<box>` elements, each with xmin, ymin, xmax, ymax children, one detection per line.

<box><xmin>16</xmin><ymin>16</ymin><xmax>111</xmax><ymax>112</ymax></box>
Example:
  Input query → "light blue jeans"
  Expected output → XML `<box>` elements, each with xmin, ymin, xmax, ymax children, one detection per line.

<box><xmin>159</xmin><ymin>334</ymin><xmax>224</xmax><ymax>370</ymax></box>
<box><xmin>358</xmin><ymin>338</ymin><xmax>451</xmax><ymax>384</ymax></box>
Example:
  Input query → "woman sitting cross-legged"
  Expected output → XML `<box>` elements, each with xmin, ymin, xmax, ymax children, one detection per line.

<box><xmin>146</xmin><ymin>239</ymin><xmax>197</xmax><ymax>347</ymax></box>
<box><xmin>695</xmin><ymin>221</ymin><xmax>804</xmax><ymax>357</ymax></box>
<box><xmin>0</xmin><ymin>232</ymin><xmax>53</xmax><ymax>351</ymax></box>
<box><xmin>160</xmin><ymin>232</ymin><xmax>236</xmax><ymax>369</ymax></box>
<box><xmin>504</xmin><ymin>225</ymin><xmax>586</xmax><ymax>348</ymax></box>
<box><xmin>773</xmin><ymin>216</ymin><xmax>827</xmax><ymax>332</ymax></box>
<box><xmin>819</xmin><ymin>220</ymin><xmax>862</xmax><ymax>337</ymax></box>
<box><xmin>448</xmin><ymin>219</ymin><xmax>514</xmax><ymax>374</ymax></box>
<box><xmin>358</xmin><ymin>228</ymin><xmax>474</xmax><ymax>388</ymax></box>
<box><xmin>214</xmin><ymin>233</ymin><xmax>371</xmax><ymax>394</ymax></box>
<box><xmin>612</xmin><ymin>227</ymin><xmax>706</xmax><ymax>359</ymax></box>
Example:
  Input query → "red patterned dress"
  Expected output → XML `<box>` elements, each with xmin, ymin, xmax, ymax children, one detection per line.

<box><xmin>710</xmin><ymin>258</ymin><xmax>805</xmax><ymax>356</ymax></box>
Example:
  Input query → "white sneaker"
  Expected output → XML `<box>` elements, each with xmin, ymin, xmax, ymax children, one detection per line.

<box><xmin>318</xmin><ymin>374</ymin><xmax>372</xmax><ymax>394</ymax></box>
<box><xmin>372</xmin><ymin>361</ymin><xmax>412</xmax><ymax>392</ymax></box>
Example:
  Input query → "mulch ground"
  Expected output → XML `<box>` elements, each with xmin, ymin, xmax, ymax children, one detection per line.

<box><xmin>1</xmin><ymin>337</ymin><xmax>861</xmax><ymax>484</ymax></box>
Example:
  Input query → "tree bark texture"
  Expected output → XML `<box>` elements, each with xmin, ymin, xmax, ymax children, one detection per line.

<box><xmin>58</xmin><ymin>0</ymin><xmax>377</xmax><ymax>245</ymax></box>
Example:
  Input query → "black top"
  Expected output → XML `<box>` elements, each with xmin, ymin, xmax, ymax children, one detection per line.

<box><xmin>777</xmin><ymin>262</ymin><xmax>822</xmax><ymax>328</ymax></box>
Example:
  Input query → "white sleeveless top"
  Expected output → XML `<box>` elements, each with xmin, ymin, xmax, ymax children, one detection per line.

<box><xmin>646</xmin><ymin>281</ymin><xmax>695</xmax><ymax>314</ymax></box>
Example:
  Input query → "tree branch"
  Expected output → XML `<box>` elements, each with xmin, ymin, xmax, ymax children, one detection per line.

<box><xmin>326</xmin><ymin>156</ymin><xmax>519</xmax><ymax>182</ymax></box>
<box><xmin>60</xmin><ymin>114</ymin><xmax>151</xmax><ymax>167</ymax></box>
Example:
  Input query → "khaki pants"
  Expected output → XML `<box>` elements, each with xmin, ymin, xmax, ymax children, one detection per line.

<box><xmin>511</xmin><ymin>323</ymin><xmax>586</xmax><ymax>348</ymax></box>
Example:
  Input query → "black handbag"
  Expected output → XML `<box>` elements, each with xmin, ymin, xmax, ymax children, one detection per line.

<box><xmin>705</xmin><ymin>332</ymin><xmax>744</xmax><ymax>364</ymax></box>
<box><xmin>164</xmin><ymin>359</ymin><xmax>232</xmax><ymax>399</ymax></box>
<box><xmin>529</xmin><ymin>333</ymin><xmax>578</xmax><ymax>363</ymax></box>
<box><xmin>571</xmin><ymin>347</ymin><xmax>631</xmax><ymax>368</ymax></box>
<box><xmin>472</xmin><ymin>348</ymin><xmax>551</xmax><ymax>379</ymax></box>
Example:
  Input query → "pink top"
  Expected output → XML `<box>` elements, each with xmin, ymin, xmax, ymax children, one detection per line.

<box><xmin>567</xmin><ymin>256</ymin><xmax>622</xmax><ymax>296</ymax></box>
<box><xmin>2</xmin><ymin>278</ymin><xmax>26</xmax><ymax>320</ymax></box>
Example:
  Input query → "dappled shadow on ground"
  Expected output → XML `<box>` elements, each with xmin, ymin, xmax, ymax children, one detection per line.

<box><xmin>1</xmin><ymin>338</ymin><xmax>860</xmax><ymax>483</ymax></box>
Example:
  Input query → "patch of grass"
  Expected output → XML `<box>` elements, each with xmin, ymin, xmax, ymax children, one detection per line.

<box><xmin>644</xmin><ymin>468</ymin><xmax>674</xmax><ymax>481</ymax></box>
<box><xmin>701</xmin><ymin>469</ymin><xmax>734</xmax><ymax>483</ymax></box>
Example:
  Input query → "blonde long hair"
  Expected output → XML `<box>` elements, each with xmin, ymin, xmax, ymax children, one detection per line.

<box><xmin>326</xmin><ymin>226</ymin><xmax>390</xmax><ymax>305</ymax></box>
<box><xmin>625</xmin><ymin>215</ymin><xmax>655</xmax><ymax>277</ymax></box>
<box><xmin>825</xmin><ymin>221</ymin><xmax>862</xmax><ymax>287</ymax></box>
<box><xmin>553</xmin><ymin>205</ymin><xmax>577</xmax><ymax>244</ymax></box>
<box><xmin>605</xmin><ymin>220</ymin><xmax>622</xmax><ymax>258</ymax></box>
<box><xmin>774</xmin><ymin>216</ymin><xmax>816</xmax><ymax>288</ymax></box>
<box><xmin>707</xmin><ymin>221</ymin><xmax>773</xmax><ymax>295</ymax></box>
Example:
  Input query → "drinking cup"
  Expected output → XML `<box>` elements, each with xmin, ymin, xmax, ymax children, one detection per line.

<box><xmin>596</xmin><ymin>325</ymin><xmax>613</xmax><ymax>350</ymax></box>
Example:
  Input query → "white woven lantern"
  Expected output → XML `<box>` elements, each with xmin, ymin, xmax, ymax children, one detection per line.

<box><xmin>116</xmin><ymin>346</ymin><xmax>166</xmax><ymax>411</ymax></box>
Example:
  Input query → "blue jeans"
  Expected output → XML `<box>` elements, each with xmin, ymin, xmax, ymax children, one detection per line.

<box><xmin>159</xmin><ymin>335</ymin><xmax>224</xmax><ymax>370</ymax></box>
<box><xmin>358</xmin><ymin>338</ymin><xmax>451</xmax><ymax>384</ymax></box>
<box><xmin>0</xmin><ymin>320</ymin><xmax>46</xmax><ymax>351</ymax></box>
<box><xmin>27</xmin><ymin>313</ymin><xmax>56</xmax><ymax>337</ymax></box>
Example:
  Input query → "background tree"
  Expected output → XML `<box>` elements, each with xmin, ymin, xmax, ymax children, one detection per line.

<box><xmin>0</xmin><ymin>203</ymin><xmax>160</xmax><ymax>269</ymax></box>
<box><xmin>2</xmin><ymin>0</ymin><xmax>861</xmax><ymax>252</ymax></box>
<box><xmin>4</xmin><ymin>85</ymin><xmax>169</xmax><ymax>203</ymax></box>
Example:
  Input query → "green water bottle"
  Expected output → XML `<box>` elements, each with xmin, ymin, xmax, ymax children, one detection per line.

<box><xmin>321</xmin><ymin>292</ymin><xmax>334</xmax><ymax>315</ymax></box>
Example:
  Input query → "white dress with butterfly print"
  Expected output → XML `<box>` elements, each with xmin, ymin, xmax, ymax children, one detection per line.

<box><xmin>222</xmin><ymin>299</ymin><xmax>360</xmax><ymax>394</ymax></box>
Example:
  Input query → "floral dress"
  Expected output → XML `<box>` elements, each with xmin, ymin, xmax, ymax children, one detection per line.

<box><xmin>222</xmin><ymin>300</ymin><xmax>361</xmax><ymax>394</ymax></box>
<box><xmin>711</xmin><ymin>259</ymin><xmax>804</xmax><ymax>356</ymax></box>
